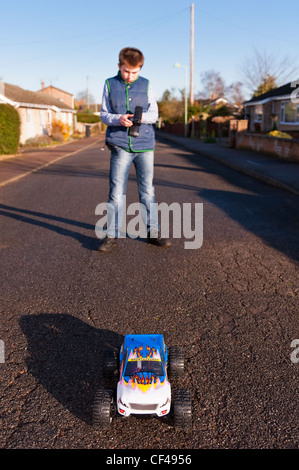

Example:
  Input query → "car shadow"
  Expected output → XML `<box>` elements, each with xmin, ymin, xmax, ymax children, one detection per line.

<box><xmin>19</xmin><ymin>313</ymin><xmax>123</xmax><ymax>424</ymax></box>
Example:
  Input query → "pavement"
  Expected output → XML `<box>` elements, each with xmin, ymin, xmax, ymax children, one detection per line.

<box><xmin>0</xmin><ymin>132</ymin><xmax>298</xmax><ymax>196</ymax></box>
<box><xmin>157</xmin><ymin>131</ymin><xmax>299</xmax><ymax>196</ymax></box>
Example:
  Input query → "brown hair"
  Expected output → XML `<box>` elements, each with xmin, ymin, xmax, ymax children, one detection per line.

<box><xmin>119</xmin><ymin>47</ymin><xmax>144</xmax><ymax>68</ymax></box>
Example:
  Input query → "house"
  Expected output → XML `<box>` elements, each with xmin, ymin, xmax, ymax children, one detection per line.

<box><xmin>196</xmin><ymin>95</ymin><xmax>240</xmax><ymax>112</ymax></box>
<box><xmin>37</xmin><ymin>83</ymin><xmax>75</xmax><ymax>109</ymax></box>
<box><xmin>210</xmin><ymin>96</ymin><xmax>236</xmax><ymax>108</ymax></box>
<box><xmin>243</xmin><ymin>81</ymin><xmax>299</xmax><ymax>136</ymax></box>
<box><xmin>0</xmin><ymin>81</ymin><xmax>76</xmax><ymax>144</ymax></box>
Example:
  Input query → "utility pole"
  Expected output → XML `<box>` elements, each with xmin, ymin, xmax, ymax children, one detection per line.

<box><xmin>174</xmin><ymin>63</ymin><xmax>188</xmax><ymax>137</ymax></box>
<box><xmin>87</xmin><ymin>76</ymin><xmax>90</xmax><ymax>109</ymax></box>
<box><xmin>190</xmin><ymin>3</ymin><xmax>194</xmax><ymax>106</ymax></box>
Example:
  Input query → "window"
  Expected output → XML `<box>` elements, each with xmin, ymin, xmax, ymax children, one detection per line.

<box><xmin>124</xmin><ymin>359</ymin><xmax>164</xmax><ymax>377</ymax></box>
<box><xmin>40</xmin><ymin>110</ymin><xmax>45</xmax><ymax>126</ymax></box>
<box><xmin>27</xmin><ymin>108</ymin><xmax>32</xmax><ymax>123</ymax></box>
<box><xmin>254</xmin><ymin>105</ymin><xmax>263</xmax><ymax>122</ymax></box>
<box><xmin>280</xmin><ymin>101</ymin><xmax>299</xmax><ymax>124</ymax></box>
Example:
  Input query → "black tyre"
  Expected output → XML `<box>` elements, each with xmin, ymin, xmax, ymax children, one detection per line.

<box><xmin>168</xmin><ymin>346</ymin><xmax>184</xmax><ymax>379</ymax></box>
<box><xmin>93</xmin><ymin>389</ymin><xmax>112</xmax><ymax>429</ymax></box>
<box><xmin>103</xmin><ymin>348</ymin><xmax>119</xmax><ymax>383</ymax></box>
<box><xmin>173</xmin><ymin>389</ymin><xmax>192</xmax><ymax>430</ymax></box>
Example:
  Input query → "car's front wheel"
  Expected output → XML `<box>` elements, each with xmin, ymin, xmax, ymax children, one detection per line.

<box><xmin>168</xmin><ymin>346</ymin><xmax>184</xmax><ymax>379</ymax></box>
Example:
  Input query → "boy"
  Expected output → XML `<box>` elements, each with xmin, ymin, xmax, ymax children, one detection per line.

<box><xmin>99</xmin><ymin>47</ymin><xmax>171</xmax><ymax>252</ymax></box>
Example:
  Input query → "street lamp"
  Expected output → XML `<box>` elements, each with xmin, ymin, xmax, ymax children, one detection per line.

<box><xmin>174</xmin><ymin>62</ymin><xmax>188</xmax><ymax>137</ymax></box>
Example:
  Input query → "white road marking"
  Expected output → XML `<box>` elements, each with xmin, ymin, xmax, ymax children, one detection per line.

<box><xmin>0</xmin><ymin>140</ymin><xmax>101</xmax><ymax>189</ymax></box>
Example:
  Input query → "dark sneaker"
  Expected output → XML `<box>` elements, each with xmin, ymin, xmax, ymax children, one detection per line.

<box><xmin>147</xmin><ymin>230</ymin><xmax>172</xmax><ymax>248</ymax></box>
<box><xmin>98</xmin><ymin>236</ymin><xmax>117</xmax><ymax>252</ymax></box>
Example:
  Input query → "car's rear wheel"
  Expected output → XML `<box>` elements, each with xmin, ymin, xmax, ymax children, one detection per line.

<box><xmin>93</xmin><ymin>389</ymin><xmax>113</xmax><ymax>429</ymax></box>
<box><xmin>103</xmin><ymin>348</ymin><xmax>119</xmax><ymax>384</ymax></box>
<box><xmin>173</xmin><ymin>389</ymin><xmax>192</xmax><ymax>430</ymax></box>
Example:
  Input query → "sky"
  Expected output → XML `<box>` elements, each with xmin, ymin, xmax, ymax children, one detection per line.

<box><xmin>1</xmin><ymin>0</ymin><xmax>299</xmax><ymax>104</ymax></box>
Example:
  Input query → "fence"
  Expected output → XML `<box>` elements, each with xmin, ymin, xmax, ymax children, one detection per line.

<box><xmin>230</xmin><ymin>120</ymin><xmax>299</xmax><ymax>163</ymax></box>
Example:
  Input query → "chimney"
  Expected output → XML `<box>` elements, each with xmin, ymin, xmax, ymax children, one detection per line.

<box><xmin>41</xmin><ymin>81</ymin><xmax>45</xmax><ymax>89</ymax></box>
<box><xmin>0</xmin><ymin>80</ymin><xmax>4</xmax><ymax>96</ymax></box>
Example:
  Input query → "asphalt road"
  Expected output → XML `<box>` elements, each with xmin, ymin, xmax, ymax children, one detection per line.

<box><xmin>0</xmin><ymin>135</ymin><xmax>298</xmax><ymax>450</ymax></box>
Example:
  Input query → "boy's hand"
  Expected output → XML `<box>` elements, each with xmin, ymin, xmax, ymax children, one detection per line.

<box><xmin>119</xmin><ymin>114</ymin><xmax>134</xmax><ymax>127</ymax></box>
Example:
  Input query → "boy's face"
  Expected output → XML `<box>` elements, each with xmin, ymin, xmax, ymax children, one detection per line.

<box><xmin>118</xmin><ymin>63</ymin><xmax>141</xmax><ymax>83</ymax></box>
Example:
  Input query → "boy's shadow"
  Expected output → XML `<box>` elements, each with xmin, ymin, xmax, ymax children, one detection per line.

<box><xmin>0</xmin><ymin>204</ymin><xmax>99</xmax><ymax>251</ymax></box>
<box><xmin>20</xmin><ymin>313</ymin><xmax>123</xmax><ymax>424</ymax></box>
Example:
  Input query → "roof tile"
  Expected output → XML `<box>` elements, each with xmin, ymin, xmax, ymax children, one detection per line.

<box><xmin>3</xmin><ymin>82</ymin><xmax>73</xmax><ymax>110</ymax></box>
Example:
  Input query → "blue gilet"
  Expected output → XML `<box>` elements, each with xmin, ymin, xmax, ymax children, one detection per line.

<box><xmin>105</xmin><ymin>72</ymin><xmax>155</xmax><ymax>152</ymax></box>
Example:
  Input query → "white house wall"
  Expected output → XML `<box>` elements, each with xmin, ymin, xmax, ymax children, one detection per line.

<box><xmin>17</xmin><ymin>107</ymin><xmax>74</xmax><ymax>144</ymax></box>
<box><xmin>0</xmin><ymin>90</ymin><xmax>75</xmax><ymax>145</ymax></box>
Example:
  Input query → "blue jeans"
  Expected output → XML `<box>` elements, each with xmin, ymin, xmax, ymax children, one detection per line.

<box><xmin>107</xmin><ymin>147</ymin><xmax>158</xmax><ymax>237</ymax></box>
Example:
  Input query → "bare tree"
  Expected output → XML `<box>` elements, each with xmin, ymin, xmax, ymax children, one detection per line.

<box><xmin>200</xmin><ymin>70</ymin><xmax>226</xmax><ymax>99</ymax></box>
<box><xmin>240</xmin><ymin>47</ymin><xmax>299</xmax><ymax>97</ymax></box>
<box><xmin>76</xmin><ymin>90</ymin><xmax>95</xmax><ymax>105</ymax></box>
<box><xmin>197</xmin><ymin>71</ymin><xmax>244</xmax><ymax>106</ymax></box>
<box><xmin>226</xmin><ymin>81</ymin><xmax>244</xmax><ymax>107</ymax></box>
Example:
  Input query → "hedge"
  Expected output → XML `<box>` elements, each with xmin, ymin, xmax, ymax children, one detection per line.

<box><xmin>0</xmin><ymin>104</ymin><xmax>20</xmax><ymax>154</ymax></box>
<box><xmin>77</xmin><ymin>112</ymin><xmax>101</xmax><ymax>123</ymax></box>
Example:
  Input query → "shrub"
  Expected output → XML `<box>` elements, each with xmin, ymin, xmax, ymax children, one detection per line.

<box><xmin>204</xmin><ymin>137</ymin><xmax>216</xmax><ymax>143</ymax></box>
<box><xmin>268</xmin><ymin>130</ymin><xmax>292</xmax><ymax>139</ymax></box>
<box><xmin>0</xmin><ymin>104</ymin><xmax>20</xmax><ymax>154</ymax></box>
<box><xmin>51</xmin><ymin>119</ymin><xmax>70</xmax><ymax>142</ymax></box>
<box><xmin>209</xmin><ymin>104</ymin><xmax>232</xmax><ymax>117</ymax></box>
<box><xmin>204</xmin><ymin>131</ymin><xmax>216</xmax><ymax>143</ymax></box>
<box><xmin>24</xmin><ymin>135</ymin><xmax>52</xmax><ymax>147</ymax></box>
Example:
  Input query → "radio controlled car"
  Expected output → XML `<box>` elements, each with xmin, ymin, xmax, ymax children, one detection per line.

<box><xmin>93</xmin><ymin>334</ymin><xmax>191</xmax><ymax>430</ymax></box>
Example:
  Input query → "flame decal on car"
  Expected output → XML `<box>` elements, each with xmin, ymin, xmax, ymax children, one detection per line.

<box><xmin>128</xmin><ymin>346</ymin><xmax>161</xmax><ymax>361</ymax></box>
<box><xmin>123</xmin><ymin>373</ymin><xmax>165</xmax><ymax>393</ymax></box>
<box><xmin>146</xmin><ymin>345</ymin><xmax>157</xmax><ymax>358</ymax></box>
<box><xmin>133</xmin><ymin>345</ymin><xmax>143</xmax><ymax>359</ymax></box>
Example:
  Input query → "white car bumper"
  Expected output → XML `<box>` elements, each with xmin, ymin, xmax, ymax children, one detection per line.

<box><xmin>117</xmin><ymin>380</ymin><xmax>171</xmax><ymax>417</ymax></box>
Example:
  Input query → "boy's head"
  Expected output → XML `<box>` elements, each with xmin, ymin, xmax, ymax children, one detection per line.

<box><xmin>118</xmin><ymin>47</ymin><xmax>144</xmax><ymax>83</ymax></box>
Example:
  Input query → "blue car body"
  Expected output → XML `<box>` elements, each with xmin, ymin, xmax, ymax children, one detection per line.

<box><xmin>117</xmin><ymin>334</ymin><xmax>171</xmax><ymax>416</ymax></box>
